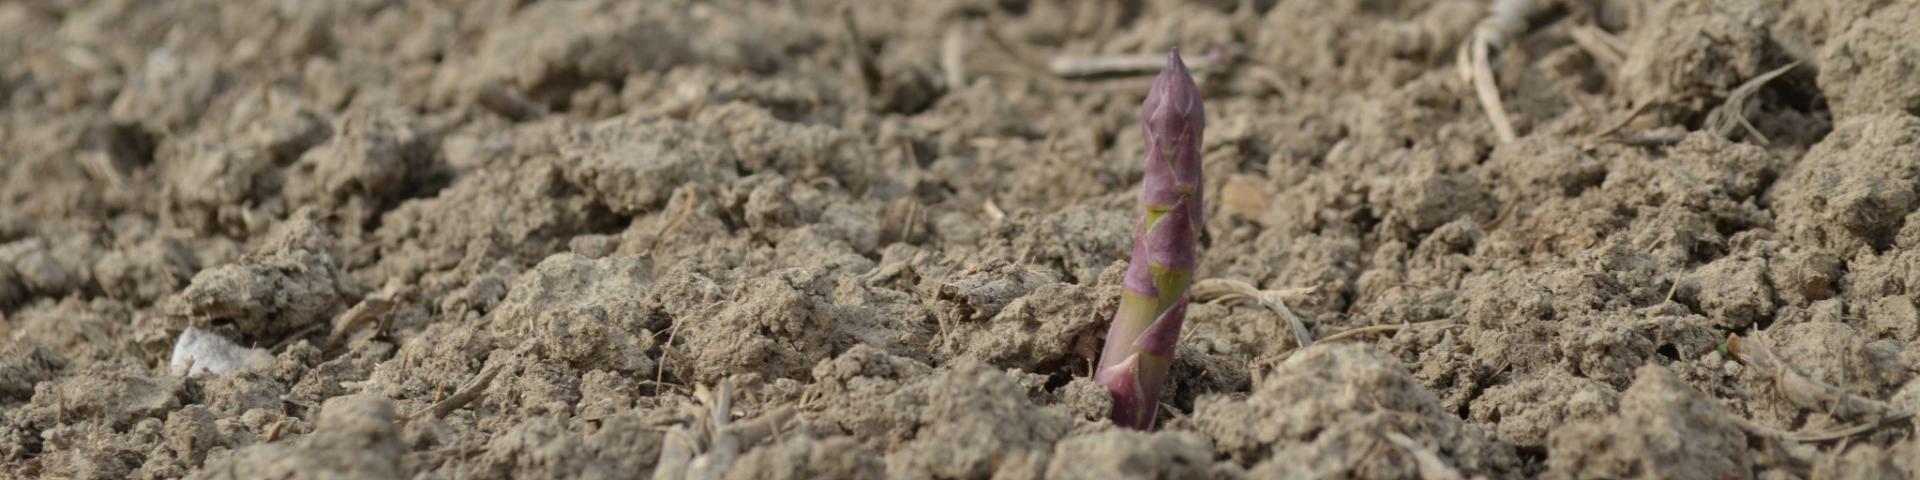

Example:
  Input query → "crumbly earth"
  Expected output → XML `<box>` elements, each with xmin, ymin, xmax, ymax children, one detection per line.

<box><xmin>2</xmin><ymin>0</ymin><xmax>1917</xmax><ymax>478</ymax></box>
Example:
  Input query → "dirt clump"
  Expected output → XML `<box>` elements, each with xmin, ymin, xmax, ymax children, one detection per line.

<box><xmin>195</xmin><ymin>394</ymin><xmax>405</xmax><ymax>479</ymax></box>
<box><xmin>21</xmin><ymin>368</ymin><xmax>183</xmax><ymax>430</ymax></box>
<box><xmin>1044</xmin><ymin>429</ymin><xmax>1219</xmax><ymax>479</ymax></box>
<box><xmin>675</xmin><ymin>268</ymin><xmax>839</xmax><ymax>384</ymax></box>
<box><xmin>483</xmin><ymin>253</ymin><xmax>657</xmax><ymax>374</ymax></box>
<box><xmin>876</xmin><ymin>362</ymin><xmax>1072</xmax><ymax>479</ymax></box>
<box><xmin>727</xmin><ymin>434</ymin><xmax>885</xmax><ymax>480</ymax></box>
<box><xmin>800</xmin><ymin>346</ymin><xmax>1072</xmax><ymax>479</ymax></box>
<box><xmin>161</xmin><ymin>210</ymin><xmax>358</xmax><ymax>342</ymax></box>
<box><xmin>93</xmin><ymin>235</ymin><xmax>201</xmax><ymax>305</ymax></box>
<box><xmin>1193</xmin><ymin>344</ymin><xmax>1520</xmax><ymax>478</ymax></box>
<box><xmin>1817</xmin><ymin>3</ymin><xmax>1920</xmax><ymax>119</ymax></box>
<box><xmin>1770</xmin><ymin>113</ymin><xmax>1920</xmax><ymax>256</ymax></box>
<box><xmin>1674</xmin><ymin>255</ymin><xmax>1775</xmax><ymax>330</ymax></box>
<box><xmin>283</xmin><ymin>109</ymin><xmax>438</xmax><ymax>229</ymax></box>
<box><xmin>1618</xmin><ymin>3</ymin><xmax>1773</xmax><ymax>120</ymax></box>
<box><xmin>1546</xmin><ymin>366</ymin><xmax>1752</xmax><ymax>479</ymax></box>
<box><xmin>559</xmin><ymin>113</ymin><xmax>738</xmax><ymax>215</ymax></box>
<box><xmin>935</xmin><ymin>260</ymin><xmax>1110</xmax><ymax>369</ymax></box>
<box><xmin>1469</xmin><ymin>374</ymin><xmax>1620</xmax><ymax>449</ymax></box>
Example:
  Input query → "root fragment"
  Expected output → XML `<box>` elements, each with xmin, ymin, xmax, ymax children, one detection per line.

<box><xmin>650</xmin><ymin>186</ymin><xmax>700</xmax><ymax>258</ymax></box>
<box><xmin>1580</xmin><ymin>100</ymin><xmax>1651</xmax><ymax>149</ymax></box>
<box><xmin>942</xmin><ymin>25</ymin><xmax>968</xmax><ymax>89</ymax></box>
<box><xmin>1722</xmin><ymin>331</ymin><xmax>1918</xmax><ymax>449</ymax></box>
<box><xmin>1191</xmin><ymin>278</ymin><xmax>1315</xmax><ymax>350</ymax></box>
<box><xmin>653</xmin><ymin>378</ymin><xmax>798</xmax><ymax>480</ymax></box>
<box><xmin>325</xmin><ymin>298</ymin><xmax>396</xmax><ymax>353</ymax></box>
<box><xmin>1457</xmin><ymin>0</ymin><xmax>1539</xmax><ymax>144</ymax></box>
<box><xmin>1464</xmin><ymin>36</ymin><xmax>1517</xmax><ymax>143</ymax></box>
<box><xmin>1567</xmin><ymin>25</ymin><xmax>1626</xmax><ymax>71</ymax></box>
<box><xmin>1252</xmin><ymin>319</ymin><xmax>1461</xmax><ymax>369</ymax></box>
<box><xmin>982</xmin><ymin>198</ymin><xmax>1006</xmax><ymax>223</ymax></box>
<box><xmin>1726</xmin><ymin>332</ymin><xmax>1894</xmax><ymax>421</ymax></box>
<box><xmin>1387</xmin><ymin>432</ymin><xmax>1467</xmax><ymax>480</ymax></box>
<box><xmin>406</xmin><ymin>358</ymin><xmax>504</xmax><ymax>420</ymax></box>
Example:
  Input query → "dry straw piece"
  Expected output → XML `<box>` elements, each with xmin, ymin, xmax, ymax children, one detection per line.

<box><xmin>1457</xmin><ymin>0</ymin><xmax>1540</xmax><ymax>143</ymax></box>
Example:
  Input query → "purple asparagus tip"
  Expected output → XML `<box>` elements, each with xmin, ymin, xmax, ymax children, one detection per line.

<box><xmin>1095</xmin><ymin>47</ymin><xmax>1204</xmax><ymax>430</ymax></box>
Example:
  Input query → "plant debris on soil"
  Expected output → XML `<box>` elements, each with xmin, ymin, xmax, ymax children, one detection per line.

<box><xmin>3</xmin><ymin>0</ymin><xmax>1919</xmax><ymax>478</ymax></box>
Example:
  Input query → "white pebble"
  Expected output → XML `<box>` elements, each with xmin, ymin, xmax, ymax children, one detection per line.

<box><xmin>169</xmin><ymin>327</ymin><xmax>272</xmax><ymax>376</ymax></box>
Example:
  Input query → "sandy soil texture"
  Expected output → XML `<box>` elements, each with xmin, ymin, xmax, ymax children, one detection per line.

<box><xmin>3</xmin><ymin>0</ymin><xmax>1919</xmax><ymax>478</ymax></box>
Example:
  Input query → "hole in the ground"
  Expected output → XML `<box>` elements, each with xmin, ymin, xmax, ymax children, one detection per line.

<box><xmin>81</xmin><ymin>123</ymin><xmax>158</xmax><ymax>186</ymax></box>
<box><xmin>1750</xmin><ymin>64</ymin><xmax>1833</xmax><ymax>147</ymax></box>
<box><xmin>526</xmin><ymin>69</ymin><xmax>595</xmax><ymax>113</ymax></box>
<box><xmin>1656</xmin><ymin>343</ymin><xmax>1680</xmax><ymax>362</ymax></box>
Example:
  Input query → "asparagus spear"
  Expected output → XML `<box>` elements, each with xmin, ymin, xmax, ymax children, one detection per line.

<box><xmin>1095</xmin><ymin>47</ymin><xmax>1205</xmax><ymax>430</ymax></box>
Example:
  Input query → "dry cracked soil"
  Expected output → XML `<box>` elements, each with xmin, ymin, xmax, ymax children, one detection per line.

<box><xmin>3</xmin><ymin>0</ymin><xmax>1920</xmax><ymax>479</ymax></box>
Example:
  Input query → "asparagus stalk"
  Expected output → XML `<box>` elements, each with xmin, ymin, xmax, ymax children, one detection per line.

<box><xmin>1095</xmin><ymin>47</ymin><xmax>1205</xmax><ymax>430</ymax></box>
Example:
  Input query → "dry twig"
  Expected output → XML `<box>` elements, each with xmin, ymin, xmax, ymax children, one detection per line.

<box><xmin>942</xmin><ymin>25</ymin><xmax>968</xmax><ymax>90</ymax></box>
<box><xmin>650</xmin><ymin>186</ymin><xmax>700</xmax><ymax>258</ymax></box>
<box><xmin>1727</xmin><ymin>332</ymin><xmax>1895</xmax><ymax>421</ymax></box>
<box><xmin>656</xmin><ymin>321</ymin><xmax>681</xmax><ymax>397</ymax></box>
<box><xmin>653</xmin><ymin>378</ymin><xmax>799</xmax><ymax>480</ymax></box>
<box><xmin>1457</xmin><ymin>0</ymin><xmax>1538</xmax><ymax>144</ymax></box>
<box><xmin>982</xmin><ymin>198</ymin><xmax>1006</xmax><ymax>223</ymax></box>
<box><xmin>1463</xmin><ymin>36</ymin><xmax>1517</xmax><ymax>143</ymax></box>
<box><xmin>407</xmin><ymin>359</ymin><xmax>505</xmax><ymax>420</ymax></box>
<box><xmin>1253</xmin><ymin>319</ymin><xmax>1461</xmax><ymax>368</ymax></box>
<box><xmin>1567</xmin><ymin>25</ymin><xmax>1627</xmax><ymax>70</ymax></box>
<box><xmin>1705</xmin><ymin>62</ymin><xmax>1799</xmax><ymax>146</ymax></box>
<box><xmin>1614</xmin><ymin>131</ymin><xmax>1688</xmax><ymax>147</ymax></box>
<box><xmin>880</xmin><ymin>197</ymin><xmax>926</xmax><ymax>246</ymax></box>
<box><xmin>1729</xmin><ymin>399</ymin><xmax>1914</xmax><ymax>446</ymax></box>
<box><xmin>839</xmin><ymin>6</ymin><xmax>880</xmax><ymax>92</ymax></box>
<box><xmin>1048</xmin><ymin>48</ymin><xmax>1228</xmax><ymax>78</ymax></box>
<box><xmin>1580</xmin><ymin>100</ymin><xmax>1651</xmax><ymax>149</ymax></box>
<box><xmin>326</xmin><ymin>298</ymin><xmax>396</xmax><ymax>352</ymax></box>
<box><xmin>1788</xmin><ymin>411</ymin><xmax>1915</xmax><ymax>442</ymax></box>
<box><xmin>1387</xmin><ymin>433</ymin><xmax>1467</xmax><ymax>480</ymax></box>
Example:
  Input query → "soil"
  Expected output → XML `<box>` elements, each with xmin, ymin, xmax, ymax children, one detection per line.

<box><xmin>2</xmin><ymin>0</ymin><xmax>1918</xmax><ymax>478</ymax></box>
